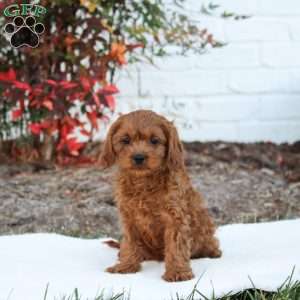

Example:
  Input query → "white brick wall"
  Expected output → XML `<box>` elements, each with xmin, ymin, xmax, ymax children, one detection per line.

<box><xmin>112</xmin><ymin>0</ymin><xmax>300</xmax><ymax>143</ymax></box>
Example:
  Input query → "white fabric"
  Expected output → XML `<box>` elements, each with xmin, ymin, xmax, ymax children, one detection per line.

<box><xmin>0</xmin><ymin>219</ymin><xmax>299</xmax><ymax>300</ymax></box>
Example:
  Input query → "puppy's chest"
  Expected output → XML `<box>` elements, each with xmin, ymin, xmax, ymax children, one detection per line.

<box><xmin>122</xmin><ymin>196</ymin><xmax>164</xmax><ymax>242</ymax></box>
<box><xmin>135</xmin><ymin>207</ymin><xmax>164</xmax><ymax>248</ymax></box>
<box><xmin>129</xmin><ymin>197</ymin><xmax>162</xmax><ymax>223</ymax></box>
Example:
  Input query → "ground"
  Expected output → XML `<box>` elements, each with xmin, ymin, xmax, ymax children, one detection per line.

<box><xmin>1</xmin><ymin>141</ymin><xmax>299</xmax><ymax>239</ymax></box>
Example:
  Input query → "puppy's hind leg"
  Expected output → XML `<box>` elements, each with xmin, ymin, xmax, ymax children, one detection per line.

<box><xmin>191</xmin><ymin>236</ymin><xmax>222</xmax><ymax>259</ymax></box>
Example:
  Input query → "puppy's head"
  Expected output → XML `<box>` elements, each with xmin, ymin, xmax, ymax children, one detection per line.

<box><xmin>99</xmin><ymin>110</ymin><xmax>184</xmax><ymax>174</ymax></box>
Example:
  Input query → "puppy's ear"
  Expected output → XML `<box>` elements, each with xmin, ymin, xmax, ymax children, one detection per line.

<box><xmin>98</xmin><ymin>119</ymin><xmax>120</xmax><ymax>168</ymax></box>
<box><xmin>165</xmin><ymin>121</ymin><xmax>184</xmax><ymax>170</ymax></box>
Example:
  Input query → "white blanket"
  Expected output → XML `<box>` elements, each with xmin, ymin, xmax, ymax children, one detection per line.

<box><xmin>0</xmin><ymin>219</ymin><xmax>299</xmax><ymax>300</ymax></box>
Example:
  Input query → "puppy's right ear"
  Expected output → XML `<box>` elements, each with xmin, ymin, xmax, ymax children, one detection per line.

<box><xmin>98</xmin><ymin>120</ymin><xmax>120</xmax><ymax>168</ymax></box>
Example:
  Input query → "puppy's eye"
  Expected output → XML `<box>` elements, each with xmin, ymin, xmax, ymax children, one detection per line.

<box><xmin>120</xmin><ymin>136</ymin><xmax>130</xmax><ymax>145</ymax></box>
<box><xmin>150</xmin><ymin>136</ymin><xmax>160</xmax><ymax>145</ymax></box>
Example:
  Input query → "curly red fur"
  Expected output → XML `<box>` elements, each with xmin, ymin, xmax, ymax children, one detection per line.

<box><xmin>99</xmin><ymin>110</ymin><xmax>221</xmax><ymax>282</ymax></box>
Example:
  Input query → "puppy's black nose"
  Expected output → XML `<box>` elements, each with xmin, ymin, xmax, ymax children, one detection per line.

<box><xmin>132</xmin><ymin>153</ymin><xmax>146</xmax><ymax>165</ymax></box>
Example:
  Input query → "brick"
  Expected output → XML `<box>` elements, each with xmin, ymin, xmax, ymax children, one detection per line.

<box><xmin>184</xmin><ymin>121</ymin><xmax>240</xmax><ymax>142</ymax></box>
<box><xmin>114</xmin><ymin>96</ymin><xmax>139</xmax><ymax>114</ymax></box>
<box><xmin>289</xmin><ymin>20</ymin><xmax>300</xmax><ymax>41</ymax></box>
<box><xmin>237</xmin><ymin>121</ymin><xmax>300</xmax><ymax>143</ymax></box>
<box><xmin>140</xmin><ymin>57</ymin><xmax>197</xmax><ymax>72</ymax></box>
<box><xmin>198</xmin><ymin>16</ymin><xmax>226</xmax><ymax>41</ymax></box>
<box><xmin>258</xmin><ymin>0</ymin><xmax>300</xmax><ymax>16</ymax></box>
<box><xmin>116</xmin><ymin>95</ymin><xmax>259</xmax><ymax>122</ymax></box>
<box><xmin>97</xmin><ymin>95</ymin><xmax>300</xmax><ymax>143</ymax></box>
<box><xmin>198</xmin><ymin>44</ymin><xmax>260</xmax><ymax>68</ymax></box>
<box><xmin>150</xmin><ymin>44</ymin><xmax>260</xmax><ymax>71</ymax></box>
<box><xmin>186</xmin><ymin>0</ymin><xmax>258</xmax><ymax>15</ymax></box>
<box><xmin>225</xmin><ymin>18</ymin><xmax>290</xmax><ymax>42</ymax></box>
<box><xmin>289</xmin><ymin>71</ymin><xmax>300</xmax><ymax>92</ymax></box>
<box><xmin>258</xmin><ymin>95</ymin><xmax>300</xmax><ymax>120</ymax></box>
<box><xmin>140</xmin><ymin>70</ymin><xmax>229</xmax><ymax>96</ymax></box>
<box><xmin>96</xmin><ymin>2</ymin><xmax>300</xmax><ymax>144</ymax></box>
<box><xmin>115</xmin><ymin>96</ymin><xmax>181</xmax><ymax>115</ymax></box>
<box><xmin>262</xmin><ymin>43</ymin><xmax>300</xmax><ymax>67</ymax></box>
<box><xmin>229</xmin><ymin>70</ymin><xmax>291</xmax><ymax>93</ymax></box>
<box><xmin>216</xmin><ymin>0</ymin><xmax>258</xmax><ymax>15</ymax></box>
<box><xmin>191</xmin><ymin>96</ymin><xmax>260</xmax><ymax>121</ymax></box>
<box><xmin>114</xmin><ymin>68</ymin><xmax>139</xmax><ymax>97</ymax></box>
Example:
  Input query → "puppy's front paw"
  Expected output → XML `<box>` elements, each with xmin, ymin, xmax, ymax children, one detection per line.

<box><xmin>210</xmin><ymin>248</ymin><xmax>222</xmax><ymax>258</ymax></box>
<box><xmin>162</xmin><ymin>270</ymin><xmax>194</xmax><ymax>282</ymax></box>
<box><xmin>106</xmin><ymin>263</ymin><xmax>141</xmax><ymax>274</ymax></box>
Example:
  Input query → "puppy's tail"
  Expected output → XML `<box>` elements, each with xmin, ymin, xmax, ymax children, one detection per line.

<box><xmin>102</xmin><ymin>239</ymin><xmax>120</xmax><ymax>249</ymax></box>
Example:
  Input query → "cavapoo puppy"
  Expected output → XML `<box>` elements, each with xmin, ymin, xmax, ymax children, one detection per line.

<box><xmin>100</xmin><ymin>110</ymin><xmax>221</xmax><ymax>282</ymax></box>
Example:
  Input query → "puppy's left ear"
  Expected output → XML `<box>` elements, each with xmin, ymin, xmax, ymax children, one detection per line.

<box><xmin>98</xmin><ymin>119</ymin><xmax>120</xmax><ymax>168</ymax></box>
<box><xmin>166</xmin><ymin>121</ymin><xmax>184</xmax><ymax>170</ymax></box>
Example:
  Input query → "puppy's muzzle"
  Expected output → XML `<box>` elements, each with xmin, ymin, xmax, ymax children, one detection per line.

<box><xmin>132</xmin><ymin>153</ymin><xmax>146</xmax><ymax>165</ymax></box>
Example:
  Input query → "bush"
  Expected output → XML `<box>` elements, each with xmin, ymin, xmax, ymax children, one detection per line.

<box><xmin>0</xmin><ymin>0</ymin><xmax>223</xmax><ymax>163</ymax></box>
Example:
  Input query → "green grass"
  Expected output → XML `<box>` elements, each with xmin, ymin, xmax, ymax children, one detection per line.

<box><xmin>43</xmin><ymin>285</ymin><xmax>130</xmax><ymax>300</ymax></box>
<box><xmin>41</xmin><ymin>270</ymin><xmax>300</xmax><ymax>300</ymax></box>
<box><xmin>178</xmin><ymin>270</ymin><xmax>300</xmax><ymax>300</ymax></box>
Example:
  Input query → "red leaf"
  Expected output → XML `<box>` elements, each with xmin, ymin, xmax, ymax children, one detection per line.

<box><xmin>126</xmin><ymin>43</ymin><xmax>145</xmax><ymax>51</ymax></box>
<box><xmin>104</xmin><ymin>84</ymin><xmax>119</xmax><ymax>94</ymax></box>
<box><xmin>3</xmin><ymin>89</ymin><xmax>11</xmax><ymax>97</ymax></box>
<box><xmin>109</xmin><ymin>43</ymin><xmax>127</xmax><ymax>65</ymax></box>
<box><xmin>60</xmin><ymin>125</ymin><xmax>70</xmax><ymax>139</ymax></box>
<box><xmin>46</xmin><ymin>79</ymin><xmax>58</xmax><ymax>86</ymax></box>
<box><xmin>42</xmin><ymin>99</ymin><xmax>54</xmax><ymax>111</ymax></box>
<box><xmin>104</xmin><ymin>94</ymin><xmax>116</xmax><ymax>111</ymax></box>
<box><xmin>12</xmin><ymin>109</ymin><xmax>22</xmax><ymax>120</ymax></box>
<box><xmin>28</xmin><ymin>123</ymin><xmax>41</xmax><ymax>135</ymax></box>
<box><xmin>92</xmin><ymin>93</ymin><xmax>101</xmax><ymax>107</ymax></box>
<box><xmin>40</xmin><ymin>120</ymin><xmax>52</xmax><ymax>130</ymax></box>
<box><xmin>31</xmin><ymin>87</ymin><xmax>43</xmax><ymax>96</ymax></box>
<box><xmin>69</xmin><ymin>92</ymin><xmax>85</xmax><ymax>102</ymax></box>
<box><xmin>8</xmin><ymin>68</ymin><xmax>17</xmax><ymax>81</ymax></box>
<box><xmin>87</xmin><ymin>111</ymin><xmax>99</xmax><ymax>130</ymax></box>
<box><xmin>13</xmin><ymin>81</ymin><xmax>31</xmax><ymax>91</ymax></box>
<box><xmin>60</xmin><ymin>81</ymin><xmax>78</xmax><ymax>89</ymax></box>
<box><xmin>0</xmin><ymin>68</ymin><xmax>16</xmax><ymax>81</ymax></box>
<box><xmin>49</xmin><ymin>90</ymin><xmax>57</xmax><ymax>100</ymax></box>
<box><xmin>67</xmin><ymin>138</ymin><xmax>85</xmax><ymax>156</ymax></box>
<box><xmin>81</xmin><ymin>77</ymin><xmax>91</xmax><ymax>92</ymax></box>
<box><xmin>99</xmin><ymin>84</ymin><xmax>119</xmax><ymax>95</ymax></box>
<box><xmin>38</xmin><ymin>120</ymin><xmax>58</xmax><ymax>135</ymax></box>
<box><xmin>64</xmin><ymin>116</ymin><xmax>79</xmax><ymax>128</ymax></box>
<box><xmin>56</xmin><ymin>139</ymin><xmax>65</xmax><ymax>151</ymax></box>
<box><xmin>80</xmin><ymin>129</ymin><xmax>91</xmax><ymax>137</ymax></box>
<box><xmin>29</xmin><ymin>99</ymin><xmax>40</xmax><ymax>108</ymax></box>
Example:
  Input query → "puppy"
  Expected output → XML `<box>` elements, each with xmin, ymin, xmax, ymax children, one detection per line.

<box><xmin>100</xmin><ymin>110</ymin><xmax>221</xmax><ymax>282</ymax></box>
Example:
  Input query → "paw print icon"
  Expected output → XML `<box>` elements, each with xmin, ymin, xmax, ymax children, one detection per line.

<box><xmin>3</xmin><ymin>16</ymin><xmax>45</xmax><ymax>48</ymax></box>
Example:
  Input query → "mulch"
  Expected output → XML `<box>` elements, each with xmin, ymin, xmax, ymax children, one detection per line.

<box><xmin>0</xmin><ymin>141</ymin><xmax>299</xmax><ymax>238</ymax></box>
